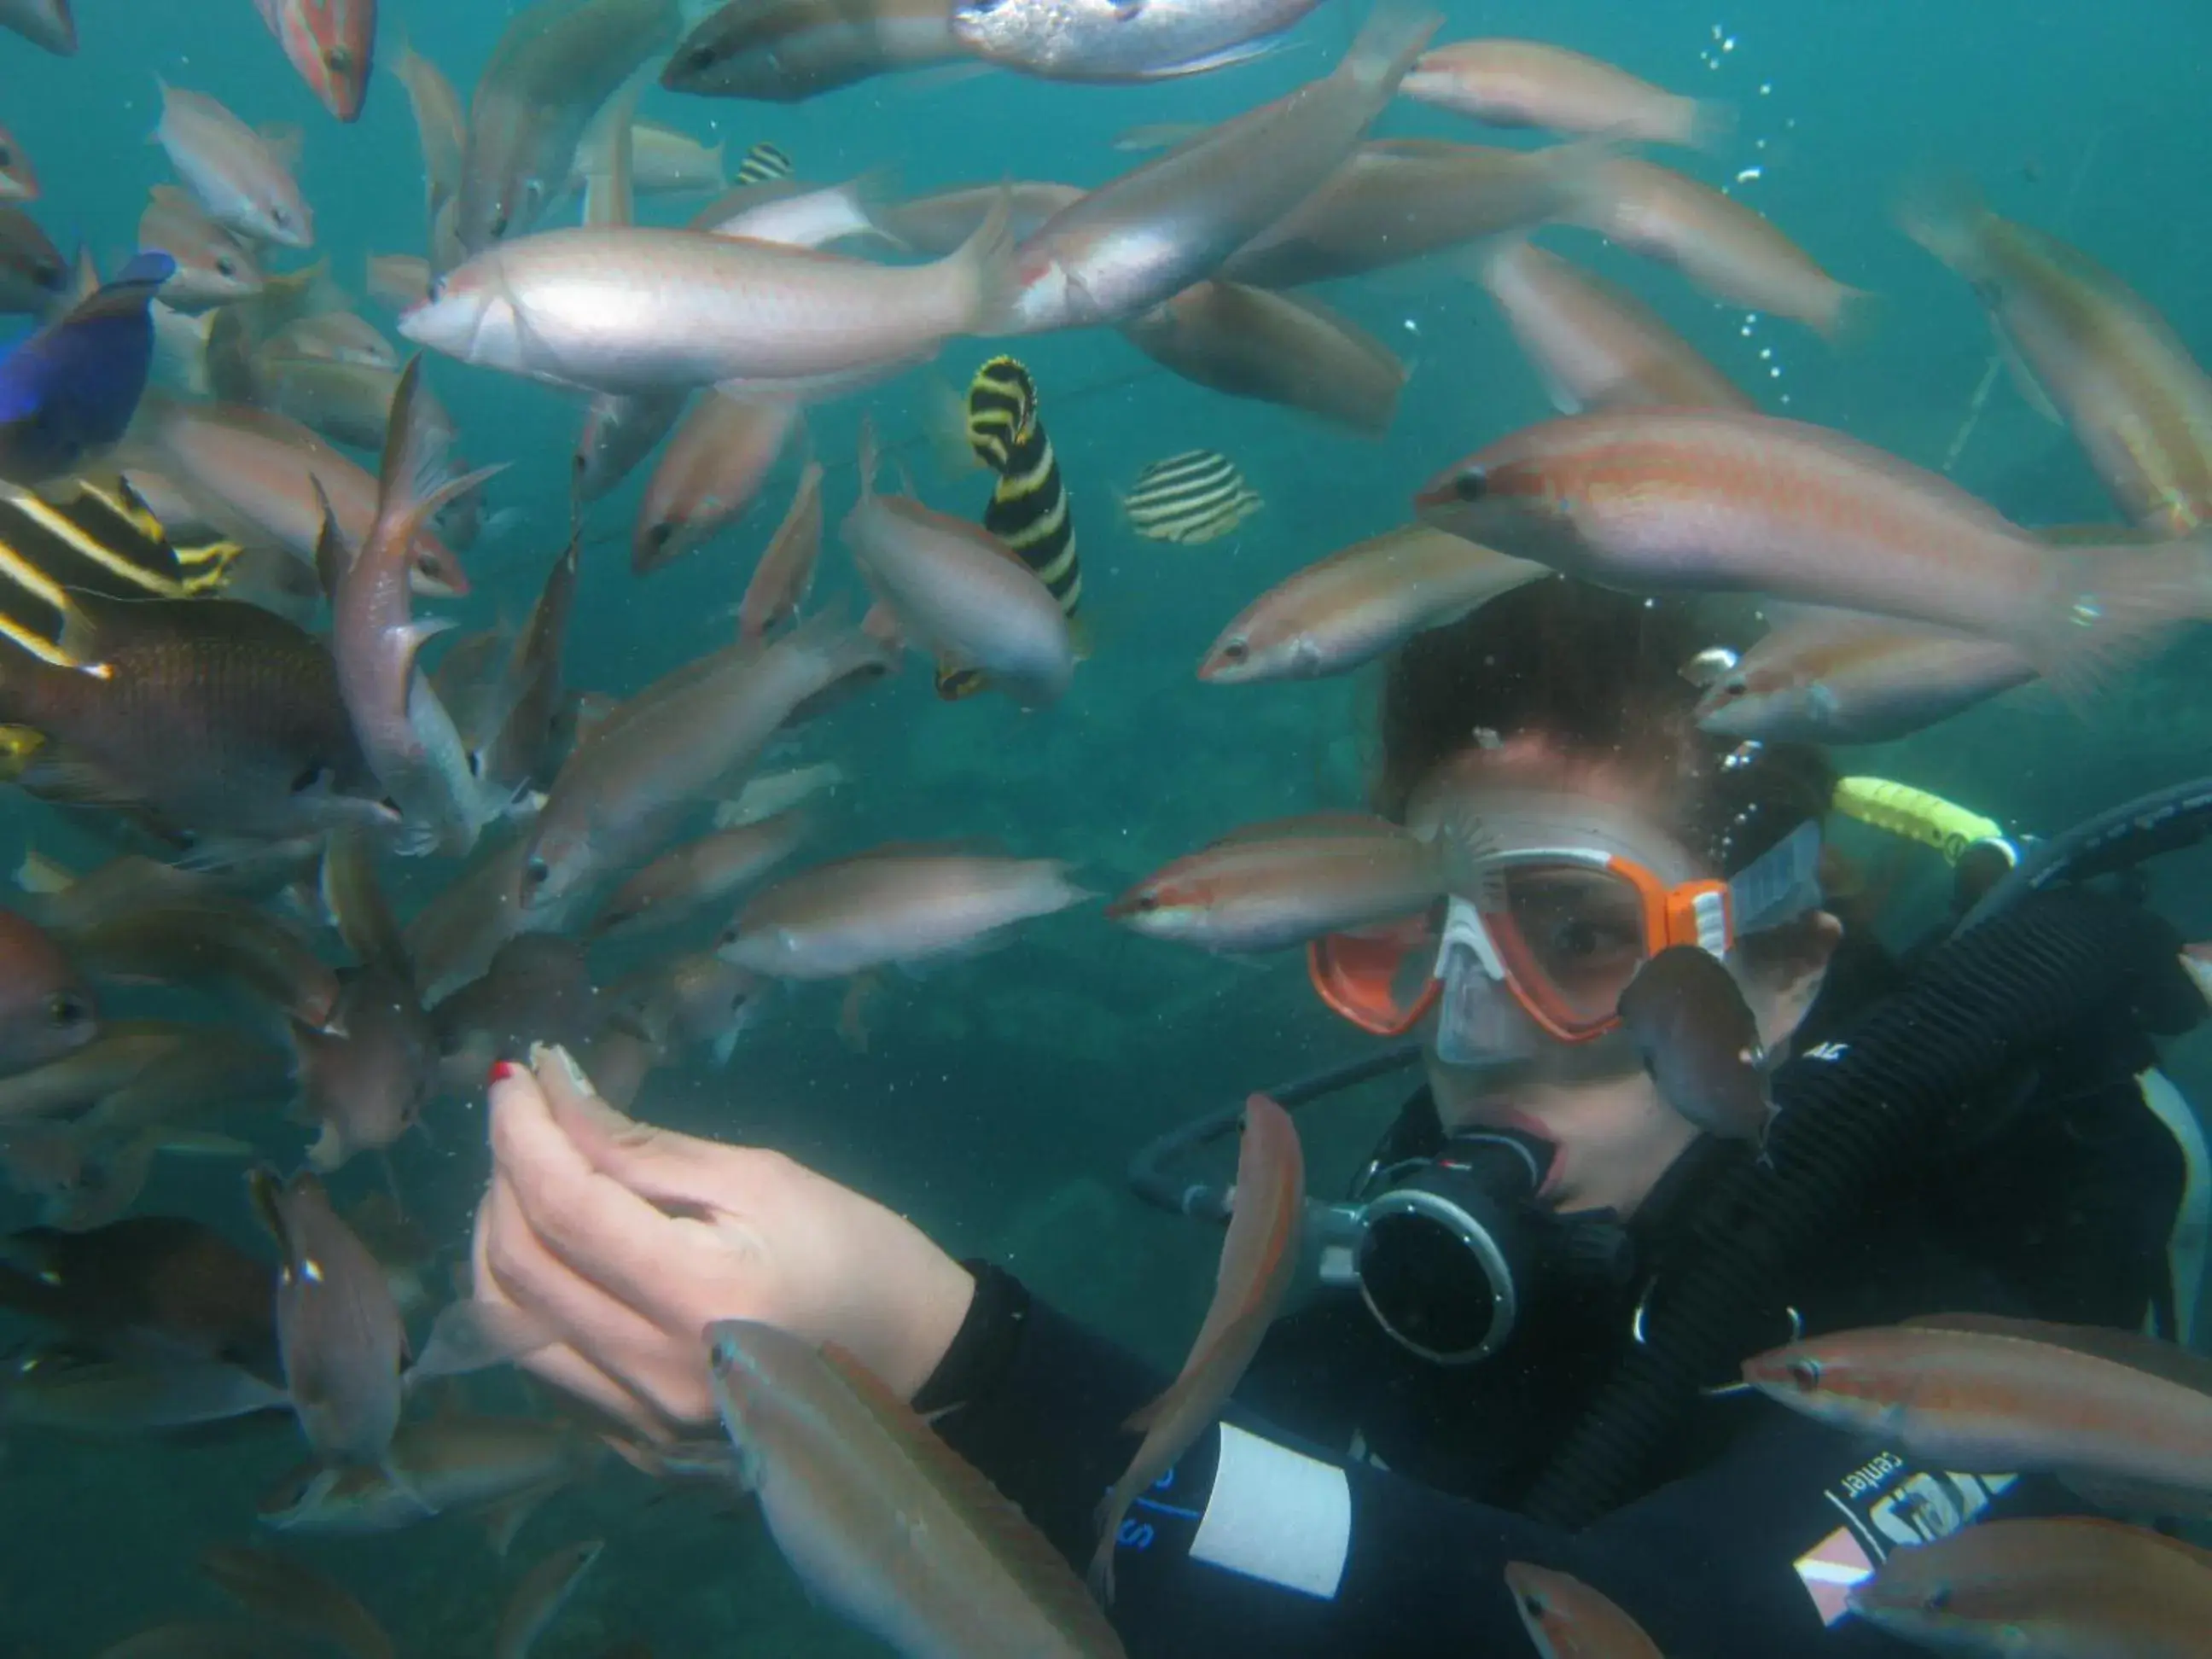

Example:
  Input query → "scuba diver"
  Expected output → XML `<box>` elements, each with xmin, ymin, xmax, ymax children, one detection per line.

<box><xmin>469</xmin><ymin>580</ymin><xmax>2212</xmax><ymax>1658</ymax></box>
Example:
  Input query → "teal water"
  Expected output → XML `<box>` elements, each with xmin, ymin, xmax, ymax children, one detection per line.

<box><xmin>6</xmin><ymin>1</ymin><xmax>2212</xmax><ymax>1653</ymax></box>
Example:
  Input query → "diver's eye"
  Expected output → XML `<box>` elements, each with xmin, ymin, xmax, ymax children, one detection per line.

<box><xmin>46</xmin><ymin>992</ymin><xmax>88</xmax><ymax>1027</ymax></box>
<box><xmin>522</xmin><ymin>855</ymin><xmax>550</xmax><ymax>890</ymax></box>
<box><xmin>1451</xmin><ymin>469</ymin><xmax>1487</xmax><ymax>503</ymax></box>
<box><xmin>1784</xmin><ymin>1358</ymin><xmax>1822</xmax><ymax>1392</ymax></box>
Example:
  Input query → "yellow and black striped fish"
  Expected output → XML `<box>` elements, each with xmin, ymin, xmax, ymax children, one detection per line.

<box><xmin>733</xmin><ymin>141</ymin><xmax>795</xmax><ymax>188</ymax></box>
<box><xmin>0</xmin><ymin>474</ymin><xmax>240</xmax><ymax>669</ymax></box>
<box><xmin>938</xmin><ymin>355</ymin><xmax>1084</xmax><ymax>701</ymax></box>
<box><xmin>1121</xmin><ymin>449</ymin><xmax>1263</xmax><ymax>545</ymax></box>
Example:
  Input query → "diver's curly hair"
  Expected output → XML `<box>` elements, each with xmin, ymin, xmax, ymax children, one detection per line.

<box><xmin>1372</xmin><ymin>578</ymin><xmax>1835</xmax><ymax>877</ymax></box>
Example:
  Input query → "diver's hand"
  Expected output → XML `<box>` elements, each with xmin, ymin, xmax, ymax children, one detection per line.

<box><xmin>470</xmin><ymin>1045</ymin><xmax>975</xmax><ymax>1437</ymax></box>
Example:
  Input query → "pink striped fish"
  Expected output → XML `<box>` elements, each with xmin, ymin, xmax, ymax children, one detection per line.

<box><xmin>1091</xmin><ymin>1093</ymin><xmax>1305</xmax><ymax>1601</ymax></box>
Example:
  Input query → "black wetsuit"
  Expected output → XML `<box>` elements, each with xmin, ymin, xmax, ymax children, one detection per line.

<box><xmin>918</xmin><ymin>947</ymin><xmax>2190</xmax><ymax>1658</ymax></box>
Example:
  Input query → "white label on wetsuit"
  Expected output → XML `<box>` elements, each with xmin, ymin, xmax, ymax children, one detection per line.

<box><xmin>1189</xmin><ymin>1423</ymin><xmax>1351</xmax><ymax>1599</ymax></box>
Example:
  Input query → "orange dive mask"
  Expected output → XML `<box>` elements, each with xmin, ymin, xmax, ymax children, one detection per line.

<box><xmin>1310</xmin><ymin>793</ymin><xmax>1821</xmax><ymax>1066</ymax></box>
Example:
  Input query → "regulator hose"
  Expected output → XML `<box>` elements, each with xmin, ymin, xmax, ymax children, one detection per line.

<box><xmin>1525</xmin><ymin>884</ymin><xmax>2203</xmax><ymax>1529</ymax></box>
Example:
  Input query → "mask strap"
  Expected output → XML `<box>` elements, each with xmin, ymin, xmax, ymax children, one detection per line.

<box><xmin>1727</xmin><ymin>820</ymin><xmax>1824</xmax><ymax>940</ymax></box>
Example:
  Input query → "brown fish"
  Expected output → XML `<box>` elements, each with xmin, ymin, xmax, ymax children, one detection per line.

<box><xmin>661</xmin><ymin>0</ymin><xmax>963</xmax><ymax>101</ymax></box>
<box><xmin>56</xmin><ymin>897</ymin><xmax>339</xmax><ymax>1029</ymax></box>
<box><xmin>0</xmin><ymin>907</ymin><xmax>95</xmax><ymax>1077</ymax></box>
<box><xmin>1123</xmin><ymin>281</ymin><xmax>1407</xmax><ymax>435</ymax></box>
<box><xmin>574</xmin><ymin>390</ymin><xmax>687</xmax><ymax>504</ymax></box>
<box><xmin>0</xmin><ymin>203</ymin><xmax>67</xmax><ymax>314</ymax></box>
<box><xmin>294</xmin><ymin>969</ymin><xmax>435</xmax><ymax>1172</ymax></box>
<box><xmin>200</xmin><ymin>1542</ymin><xmax>396</xmax><ymax>1659</ymax></box>
<box><xmin>1615</xmin><ymin>945</ymin><xmax>1771</xmax><ymax>1144</ymax></box>
<box><xmin>250</xmin><ymin>1167</ymin><xmax>408</xmax><ymax>1468</ymax></box>
<box><xmin>0</xmin><ymin>1214</ymin><xmax>275</xmax><ymax>1369</ymax></box>
<box><xmin>259</xmin><ymin>1412</ymin><xmax>603</xmax><ymax>1537</ymax></box>
<box><xmin>140</xmin><ymin>186</ymin><xmax>266</xmax><ymax>312</ymax></box>
<box><xmin>364</xmin><ymin>253</ymin><xmax>432</xmax><ymax>312</ymax></box>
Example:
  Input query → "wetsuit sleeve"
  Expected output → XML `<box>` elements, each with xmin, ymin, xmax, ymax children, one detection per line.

<box><xmin>930</xmin><ymin>1292</ymin><xmax>2083</xmax><ymax>1659</ymax></box>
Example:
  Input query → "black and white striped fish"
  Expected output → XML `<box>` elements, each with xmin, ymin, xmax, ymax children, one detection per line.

<box><xmin>1121</xmin><ymin>449</ymin><xmax>1262</xmax><ymax>545</ymax></box>
<box><xmin>939</xmin><ymin>355</ymin><xmax>1084</xmax><ymax>701</ymax></box>
<box><xmin>0</xmin><ymin>474</ymin><xmax>239</xmax><ymax>669</ymax></box>
<box><xmin>732</xmin><ymin>141</ymin><xmax>795</xmax><ymax>189</ymax></box>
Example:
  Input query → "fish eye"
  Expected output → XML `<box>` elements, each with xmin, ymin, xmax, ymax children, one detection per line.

<box><xmin>289</xmin><ymin>764</ymin><xmax>330</xmax><ymax>795</ymax></box>
<box><xmin>324</xmin><ymin>45</ymin><xmax>353</xmax><ymax>73</ymax></box>
<box><xmin>1126</xmin><ymin>894</ymin><xmax>1159</xmax><ymax>914</ymax></box>
<box><xmin>1452</xmin><ymin>469</ymin><xmax>1487</xmax><ymax>503</ymax></box>
<box><xmin>0</xmin><ymin>146</ymin><xmax>12</xmax><ymax>166</ymax></box>
<box><xmin>684</xmin><ymin>44</ymin><xmax>719</xmax><ymax>71</ymax></box>
<box><xmin>216</xmin><ymin>256</ymin><xmax>236</xmax><ymax>276</ymax></box>
<box><xmin>489</xmin><ymin>212</ymin><xmax>509</xmax><ymax>239</ymax></box>
<box><xmin>1722</xmin><ymin>676</ymin><xmax>1749</xmax><ymax>698</ymax></box>
<box><xmin>1219</xmin><ymin>639</ymin><xmax>1249</xmax><ymax>664</ymax></box>
<box><xmin>46</xmin><ymin>992</ymin><xmax>88</xmax><ymax>1027</ymax></box>
<box><xmin>1784</xmin><ymin>1358</ymin><xmax>1822</xmax><ymax>1391</ymax></box>
<box><xmin>1517</xmin><ymin>1592</ymin><xmax>1545</xmax><ymax>1621</ymax></box>
<box><xmin>522</xmin><ymin>855</ymin><xmax>550</xmax><ymax>889</ymax></box>
<box><xmin>272</xmin><ymin>206</ymin><xmax>292</xmax><ymax>228</ymax></box>
<box><xmin>524</xmin><ymin>181</ymin><xmax>545</xmax><ymax>206</ymax></box>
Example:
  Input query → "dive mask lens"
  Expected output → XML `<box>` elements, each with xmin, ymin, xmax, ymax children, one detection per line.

<box><xmin>1487</xmin><ymin>863</ymin><xmax>1656</xmax><ymax>1038</ymax></box>
<box><xmin>1430</xmin><ymin>898</ymin><xmax>1537</xmax><ymax>1068</ymax></box>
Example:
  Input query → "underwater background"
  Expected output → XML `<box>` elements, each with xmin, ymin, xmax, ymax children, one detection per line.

<box><xmin>7</xmin><ymin>0</ymin><xmax>2212</xmax><ymax>1652</ymax></box>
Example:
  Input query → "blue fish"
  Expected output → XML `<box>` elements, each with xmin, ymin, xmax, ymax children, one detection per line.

<box><xmin>0</xmin><ymin>250</ymin><xmax>175</xmax><ymax>486</ymax></box>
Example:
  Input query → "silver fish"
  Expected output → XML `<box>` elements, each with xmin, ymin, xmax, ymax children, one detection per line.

<box><xmin>153</xmin><ymin>82</ymin><xmax>314</xmax><ymax>249</ymax></box>
<box><xmin>950</xmin><ymin>0</ymin><xmax>1318</xmax><ymax>79</ymax></box>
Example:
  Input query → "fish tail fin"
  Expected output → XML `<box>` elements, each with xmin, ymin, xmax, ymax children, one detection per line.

<box><xmin>1688</xmin><ymin>96</ymin><xmax>1738</xmax><ymax>155</ymax></box>
<box><xmin>1822</xmin><ymin>286</ymin><xmax>1883</xmax><ymax>348</ymax></box>
<box><xmin>1338</xmin><ymin>4</ymin><xmax>1441</xmax><ymax>97</ymax></box>
<box><xmin>1893</xmin><ymin>173</ymin><xmax>1995</xmax><ymax>279</ymax></box>
<box><xmin>952</xmin><ymin>185</ymin><xmax>1020</xmax><ymax>338</ymax></box>
<box><xmin>2030</xmin><ymin>534</ymin><xmax>2212</xmax><ymax>705</ymax></box>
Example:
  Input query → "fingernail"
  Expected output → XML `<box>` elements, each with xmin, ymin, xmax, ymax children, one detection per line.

<box><xmin>488</xmin><ymin>1061</ymin><xmax>522</xmax><ymax>1086</ymax></box>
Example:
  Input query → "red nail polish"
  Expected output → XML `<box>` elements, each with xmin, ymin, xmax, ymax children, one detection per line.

<box><xmin>488</xmin><ymin>1061</ymin><xmax>522</xmax><ymax>1086</ymax></box>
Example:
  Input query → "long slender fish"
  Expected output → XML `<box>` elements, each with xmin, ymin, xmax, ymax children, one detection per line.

<box><xmin>1479</xmin><ymin>239</ymin><xmax>1753</xmax><ymax>414</ymax></box>
<box><xmin>1109</xmin><ymin>817</ymin><xmax>1444</xmax><ymax>952</ymax></box>
<box><xmin>141</xmin><ymin>187</ymin><xmax>266</xmax><ymax>312</ymax></box>
<box><xmin>153</xmin><ymin>83</ymin><xmax>315</xmax><ymax>249</ymax></box>
<box><xmin>1400</xmin><ymin>39</ymin><xmax>1728</xmax><ymax>151</ymax></box>
<box><xmin>950</xmin><ymin>0</ymin><xmax>1321</xmax><ymax>81</ymax></box>
<box><xmin>451</xmin><ymin>0</ymin><xmax>684</xmax><ymax>256</ymax></box>
<box><xmin>1903</xmin><ymin>183</ymin><xmax>2212</xmax><ymax>538</ymax></box>
<box><xmin>1505</xmin><ymin>1563</ymin><xmax>1667</xmax><ymax>1659</ymax></box>
<box><xmin>590</xmin><ymin>809</ymin><xmax>809</xmax><ymax>940</ymax></box>
<box><xmin>0</xmin><ymin>117</ymin><xmax>38</xmax><ymax>201</ymax></box>
<box><xmin>200</xmin><ymin>1543</ymin><xmax>398</xmax><ymax>1659</ymax></box>
<box><xmin>393</xmin><ymin>42</ymin><xmax>464</xmax><ymax>260</ymax></box>
<box><xmin>1091</xmin><ymin>1094</ymin><xmax>1302</xmax><ymax>1600</ymax></box>
<box><xmin>1124</xmin><ymin>282</ymin><xmax>1408</xmax><ymax>435</ymax></box>
<box><xmin>843</xmin><ymin>417</ymin><xmax>1074</xmax><ymax>707</ymax></box>
<box><xmin>1218</xmin><ymin>138</ymin><xmax>1592</xmax><ymax>290</ymax></box>
<box><xmin>661</xmin><ymin>0</ymin><xmax>961</xmax><ymax>101</ymax></box>
<box><xmin>1691</xmin><ymin>607</ymin><xmax>2035</xmax><ymax>744</ymax></box>
<box><xmin>496</xmin><ymin>1539</ymin><xmax>604</xmax><ymax>1659</ymax></box>
<box><xmin>707</xmin><ymin>1319</ymin><xmax>1128</xmax><ymax>1658</ymax></box>
<box><xmin>738</xmin><ymin>460</ymin><xmax>824</xmax><ymax>641</ymax></box>
<box><xmin>402</xmin><ymin>200</ymin><xmax>1012</xmax><ymax>395</ymax></box>
<box><xmin>329</xmin><ymin>358</ymin><xmax>503</xmax><ymax>856</ymax></box>
<box><xmin>1412</xmin><ymin>405</ymin><xmax>2212</xmax><ymax>691</ymax></box>
<box><xmin>259</xmin><ymin>1413</ymin><xmax>602</xmax><ymax>1535</ymax></box>
<box><xmin>1199</xmin><ymin>526</ymin><xmax>1545</xmax><ymax>683</ymax></box>
<box><xmin>718</xmin><ymin>847</ymin><xmax>1090</xmax><ymax>979</ymax></box>
<box><xmin>0</xmin><ymin>0</ymin><xmax>73</xmax><ymax>54</ymax></box>
<box><xmin>250</xmin><ymin>1167</ymin><xmax>409</xmax><ymax>1470</ymax></box>
<box><xmin>521</xmin><ymin>613</ymin><xmax>888</xmax><ymax>910</ymax></box>
<box><xmin>1743</xmin><ymin>1313</ymin><xmax>2212</xmax><ymax>1508</ymax></box>
<box><xmin>1560</xmin><ymin>156</ymin><xmax>1863</xmax><ymax>338</ymax></box>
<box><xmin>253</xmin><ymin>0</ymin><xmax>377</xmax><ymax>124</ymax></box>
<box><xmin>1848</xmin><ymin>1516</ymin><xmax>2212</xmax><ymax>1656</ymax></box>
<box><xmin>1002</xmin><ymin>8</ymin><xmax>1439</xmax><ymax>331</ymax></box>
<box><xmin>632</xmin><ymin>393</ymin><xmax>799</xmax><ymax>574</ymax></box>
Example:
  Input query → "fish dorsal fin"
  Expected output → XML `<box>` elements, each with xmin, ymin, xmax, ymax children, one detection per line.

<box><xmin>1904</xmin><ymin>1313</ymin><xmax>2212</xmax><ymax>1394</ymax></box>
<box><xmin>309</xmin><ymin>474</ymin><xmax>352</xmax><ymax>599</ymax></box>
<box><xmin>817</xmin><ymin>1341</ymin><xmax>1126</xmax><ymax>1649</ymax></box>
<box><xmin>258</xmin><ymin>123</ymin><xmax>306</xmax><ymax>167</ymax></box>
